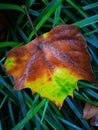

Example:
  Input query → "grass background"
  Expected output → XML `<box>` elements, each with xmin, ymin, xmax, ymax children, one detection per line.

<box><xmin>0</xmin><ymin>0</ymin><xmax>98</xmax><ymax>130</ymax></box>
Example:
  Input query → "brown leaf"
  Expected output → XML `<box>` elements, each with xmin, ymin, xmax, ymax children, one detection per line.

<box><xmin>83</xmin><ymin>103</ymin><xmax>98</xmax><ymax>120</ymax></box>
<box><xmin>4</xmin><ymin>24</ymin><xmax>97</xmax><ymax>108</ymax></box>
<box><xmin>83</xmin><ymin>102</ymin><xmax>98</xmax><ymax>127</ymax></box>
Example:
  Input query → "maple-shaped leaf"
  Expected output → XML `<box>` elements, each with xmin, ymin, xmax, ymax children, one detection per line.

<box><xmin>4</xmin><ymin>24</ymin><xmax>97</xmax><ymax>108</ymax></box>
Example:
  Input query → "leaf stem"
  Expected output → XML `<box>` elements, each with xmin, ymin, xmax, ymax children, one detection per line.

<box><xmin>21</xmin><ymin>5</ymin><xmax>38</xmax><ymax>38</ymax></box>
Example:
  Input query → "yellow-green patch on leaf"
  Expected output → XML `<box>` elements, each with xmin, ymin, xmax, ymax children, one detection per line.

<box><xmin>4</xmin><ymin>57</ymin><xmax>16</xmax><ymax>70</ymax></box>
<box><xmin>25</xmin><ymin>67</ymin><xmax>79</xmax><ymax>107</ymax></box>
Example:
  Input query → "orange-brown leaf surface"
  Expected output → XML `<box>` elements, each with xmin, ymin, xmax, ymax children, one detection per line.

<box><xmin>4</xmin><ymin>24</ymin><xmax>97</xmax><ymax>108</ymax></box>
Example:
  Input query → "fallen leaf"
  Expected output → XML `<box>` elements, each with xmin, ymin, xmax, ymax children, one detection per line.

<box><xmin>83</xmin><ymin>103</ymin><xmax>98</xmax><ymax>120</ymax></box>
<box><xmin>83</xmin><ymin>103</ymin><xmax>98</xmax><ymax>127</ymax></box>
<box><xmin>83</xmin><ymin>102</ymin><xmax>98</xmax><ymax>129</ymax></box>
<box><xmin>4</xmin><ymin>24</ymin><xmax>97</xmax><ymax>108</ymax></box>
<box><xmin>90</xmin><ymin>114</ymin><xmax>98</xmax><ymax>126</ymax></box>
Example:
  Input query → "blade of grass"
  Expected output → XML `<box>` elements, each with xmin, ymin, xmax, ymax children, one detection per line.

<box><xmin>62</xmin><ymin>7</ymin><xmax>77</xmax><ymax>22</ymax></box>
<box><xmin>59</xmin><ymin>117</ymin><xmax>83</xmax><ymax>130</ymax></box>
<box><xmin>42</xmin><ymin>0</ymin><xmax>49</xmax><ymax>5</ymax></box>
<box><xmin>16</xmin><ymin>91</ymin><xmax>31</xmax><ymax>130</ymax></box>
<box><xmin>0</xmin><ymin>120</ymin><xmax>2</xmax><ymax>130</ymax></box>
<box><xmin>53</xmin><ymin>4</ymin><xmax>62</xmax><ymax>27</ymax></box>
<box><xmin>84</xmin><ymin>28</ymin><xmax>98</xmax><ymax>36</ymax></box>
<box><xmin>78</xmin><ymin>81</ymin><xmax>98</xmax><ymax>90</ymax></box>
<box><xmin>34</xmin><ymin>115</ymin><xmax>41</xmax><ymax>130</ymax></box>
<box><xmin>28</xmin><ymin>0</ymin><xmax>63</xmax><ymax>40</ymax></box>
<box><xmin>83</xmin><ymin>2</ymin><xmax>98</xmax><ymax>10</ymax></box>
<box><xmin>41</xmin><ymin>114</ymin><xmax>62</xmax><ymax>130</ymax></box>
<box><xmin>73</xmin><ymin>14</ymin><xmax>98</xmax><ymax>27</ymax></box>
<box><xmin>30</xmin><ymin>0</ymin><xmax>35</xmax><ymax>6</ymax></box>
<box><xmin>41</xmin><ymin>99</ymin><xmax>49</xmax><ymax>123</ymax></box>
<box><xmin>0</xmin><ymin>42</ymin><xmax>23</xmax><ymax>48</ymax></box>
<box><xmin>66</xmin><ymin>0</ymin><xmax>87</xmax><ymax>18</ymax></box>
<box><xmin>84</xmin><ymin>89</ymin><xmax>98</xmax><ymax>100</ymax></box>
<box><xmin>74</xmin><ymin>90</ymin><xmax>98</xmax><ymax>106</ymax></box>
<box><xmin>18</xmin><ymin>27</ymin><xmax>29</xmax><ymax>42</ymax></box>
<box><xmin>16</xmin><ymin>13</ymin><xmax>25</xmax><ymax>27</ymax></box>
<box><xmin>46</xmin><ymin>107</ymin><xmax>65</xmax><ymax>130</ymax></box>
<box><xmin>8</xmin><ymin>100</ymin><xmax>16</xmax><ymax>127</ymax></box>
<box><xmin>85</xmin><ymin>36</ymin><xmax>98</xmax><ymax>48</ymax></box>
<box><xmin>66</xmin><ymin>97</ymin><xmax>91</xmax><ymax>130</ymax></box>
<box><xmin>35</xmin><ymin>114</ymin><xmax>49</xmax><ymax>130</ymax></box>
<box><xmin>88</xmin><ymin>46</ymin><xmax>98</xmax><ymax>64</ymax></box>
<box><xmin>0</xmin><ymin>75</ymin><xmax>18</xmax><ymax>104</ymax></box>
<box><xmin>0</xmin><ymin>4</ymin><xmax>24</xmax><ymax>13</ymax></box>
<box><xmin>11</xmin><ymin>98</ymin><xmax>47</xmax><ymax>130</ymax></box>
<box><xmin>0</xmin><ymin>95</ymin><xmax>7</xmax><ymax>109</ymax></box>
<box><xmin>10</xmin><ymin>27</ymin><xmax>18</xmax><ymax>42</ymax></box>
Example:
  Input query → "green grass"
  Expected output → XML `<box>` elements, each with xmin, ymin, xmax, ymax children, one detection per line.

<box><xmin>0</xmin><ymin>0</ymin><xmax>98</xmax><ymax>130</ymax></box>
